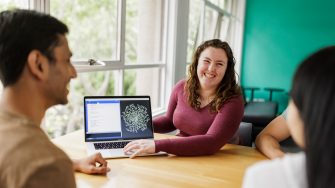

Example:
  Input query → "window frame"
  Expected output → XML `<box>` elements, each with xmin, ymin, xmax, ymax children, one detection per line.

<box><xmin>19</xmin><ymin>0</ymin><xmax>245</xmax><ymax>115</ymax></box>
<box><xmin>38</xmin><ymin>0</ymin><xmax>169</xmax><ymax>114</ymax></box>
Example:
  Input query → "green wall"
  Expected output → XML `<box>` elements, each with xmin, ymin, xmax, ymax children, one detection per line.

<box><xmin>241</xmin><ymin>0</ymin><xmax>335</xmax><ymax>113</ymax></box>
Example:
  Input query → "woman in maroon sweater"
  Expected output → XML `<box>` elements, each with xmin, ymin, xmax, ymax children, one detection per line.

<box><xmin>124</xmin><ymin>39</ymin><xmax>244</xmax><ymax>157</ymax></box>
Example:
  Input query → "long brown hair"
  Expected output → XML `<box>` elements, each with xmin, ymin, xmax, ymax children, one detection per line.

<box><xmin>185</xmin><ymin>39</ymin><xmax>241</xmax><ymax>112</ymax></box>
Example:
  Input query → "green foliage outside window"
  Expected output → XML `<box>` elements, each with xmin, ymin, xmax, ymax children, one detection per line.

<box><xmin>44</xmin><ymin>0</ymin><xmax>137</xmax><ymax>138</ymax></box>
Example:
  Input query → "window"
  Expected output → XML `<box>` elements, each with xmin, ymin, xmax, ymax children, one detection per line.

<box><xmin>0</xmin><ymin>0</ymin><xmax>245</xmax><ymax>138</ymax></box>
<box><xmin>187</xmin><ymin>0</ymin><xmax>245</xmax><ymax>77</ymax></box>
<box><xmin>50</xmin><ymin>1</ymin><xmax>119</xmax><ymax>61</ymax></box>
<box><xmin>44</xmin><ymin>0</ymin><xmax>167</xmax><ymax>138</ymax></box>
<box><xmin>0</xmin><ymin>0</ymin><xmax>29</xmax><ymax>11</ymax></box>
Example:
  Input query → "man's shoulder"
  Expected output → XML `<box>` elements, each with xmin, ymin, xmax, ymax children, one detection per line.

<box><xmin>1</xmin><ymin>146</ymin><xmax>74</xmax><ymax>188</ymax></box>
<box><xmin>0</xmin><ymin>112</ymin><xmax>72</xmax><ymax>180</ymax></box>
<box><xmin>0</xmin><ymin>123</ymin><xmax>70</xmax><ymax>163</ymax></box>
<box><xmin>0</xmin><ymin>112</ymin><xmax>56</xmax><ymax>159</ymax></box>
<box><xmin>0</xmin><ymin>126</ymin><xmax>74</xmax><ymax>188</ymax></box>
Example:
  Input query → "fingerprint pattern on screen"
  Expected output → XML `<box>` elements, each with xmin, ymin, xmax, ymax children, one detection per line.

<box><xmin>122</xmin><ymin>104</ymin><xmax>150</xmax><ymax>133</ymax></box>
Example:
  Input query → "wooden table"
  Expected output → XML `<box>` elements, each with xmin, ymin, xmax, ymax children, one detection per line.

<box><xmin>52</xmin><ymin>130</ymin><xmax>267</xmax><ymax>188</ymax></box>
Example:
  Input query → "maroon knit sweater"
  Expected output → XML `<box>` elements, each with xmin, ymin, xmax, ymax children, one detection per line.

<box><xmin>154</xmin><ymin>80</ymin><xmax>244</xmax><ymax>156</ymax></box>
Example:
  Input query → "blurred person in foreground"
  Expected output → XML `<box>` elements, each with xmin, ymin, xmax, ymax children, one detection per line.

<box><xmin>0</xmin><ymin>9</ymin><xmax>109</xmax><ymax>188</ymax></box>
<box><xmin>243</xmin><ymin>46</ymin><xmax>335</xmax><ymax>188</ymax></box>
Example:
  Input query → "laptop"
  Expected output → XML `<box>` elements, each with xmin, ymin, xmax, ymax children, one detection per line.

<box><xmin>84</xmin><ymin>96</ymin><xmax>166</xmax><ymax>158</ymax></box>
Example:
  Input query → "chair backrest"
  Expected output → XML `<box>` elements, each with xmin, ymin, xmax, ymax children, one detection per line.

<box><xmin>241</xmin><ymin>86</ymin><xmax>260</xmax><ymax>104</ymax></box>
<box><xmin>237</xmin><ymin>122</ymin><xmax>253</xmax><ymax>147</ymax></box>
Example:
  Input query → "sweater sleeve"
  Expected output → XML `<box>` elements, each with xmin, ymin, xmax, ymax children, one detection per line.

<box><xmin>152</xmin><ymin>81</ymin><xmax>183</xmax><ymax>133</ymax></box>
<box><xmin>155</xmin><ymin>95</ymin><xmax>244</xmax><ymax>156</ymax></box>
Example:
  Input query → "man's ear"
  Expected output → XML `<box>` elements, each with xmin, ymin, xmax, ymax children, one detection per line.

<box><xmin>27</xmin><ymin>50</ymin><xmax>49</xmax><ymax>81</ymax></box>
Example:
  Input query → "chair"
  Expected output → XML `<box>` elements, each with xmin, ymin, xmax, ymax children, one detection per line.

<box><xmin>237</xmin><ymin>122</ymin><xmax>253</xmax><ymax>147</ymax></box>
<box><xmin>264</xmin><ymin>87</ymin><xmax>285</xmax><ymax>101</ymax></box>
<box><xmin>242</xmin><ymin>87</ymin><xmax>279</xmax><ymax>141</ymax></box>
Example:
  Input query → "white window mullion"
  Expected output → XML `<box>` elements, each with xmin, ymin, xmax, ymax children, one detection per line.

<box><xmin>118</xmin><ymin>0</ymin><xmax>126</xmax><ymax>64</ymax></box>
<box><xmin>30</xmin><ymin>0</ymin><xmax>49</xmax><ymax>13</ymax></box>
<box><xmin>114</xmin><ymin>70</ymin><xmax>124</xmax><ymax>96</ymax></box>
<box><xmin>165</xmin><ymin>0</ymin><xmax>189</xmax><ymax>104</ymax></box>
<box><xmin>200</xmin><ymin>1</ymin><xmax>206</xmax><ymax>42</ymax></box>
<box><xmin>230</xmin><ymin>0</ymin><xmax>246</xmax><ymax>80</ymax></box>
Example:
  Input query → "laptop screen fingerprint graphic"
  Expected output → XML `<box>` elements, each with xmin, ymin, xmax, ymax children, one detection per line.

<box><xmin>84</xmin><ymin>96</ymin><xmax>166</xmax><ymax>158</ymax></box>
<box><xmin>122</xmin><ymin>103</ymin><xmax>150</xmax><ymax>133</ymax></box>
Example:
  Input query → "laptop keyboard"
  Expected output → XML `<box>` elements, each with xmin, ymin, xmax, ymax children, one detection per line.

<box><xmin>94</xmin><ymin>141</ymin><xmax>130</xmax><ymax>150</ymax></box>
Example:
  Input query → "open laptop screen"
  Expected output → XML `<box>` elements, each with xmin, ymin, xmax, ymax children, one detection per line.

<box><xmin>84</xmin><ymin>96</ymin><xmax>154</xmax><ymax>142</ymax></box>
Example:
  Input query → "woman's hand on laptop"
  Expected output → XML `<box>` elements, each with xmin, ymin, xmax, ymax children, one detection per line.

<box><xmin>72</xmin><ymin>153</ymin><xmax>110</xmax><ymax>175</ymax></box>
<box><xmin>123</xmin><ymin>140</ymin><xmax>155</xmax><ymax>159</ymax></box>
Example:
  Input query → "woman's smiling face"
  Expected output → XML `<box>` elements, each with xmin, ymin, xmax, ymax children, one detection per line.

<box><xmin>197</xmin><ymin>47</ymin><xmax>228</xmax><ymax>91</ymax></box>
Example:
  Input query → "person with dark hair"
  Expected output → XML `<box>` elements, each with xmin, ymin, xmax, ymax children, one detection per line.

<box><xmin>0</xmin><ymin>9</ymin><xmax>109</xmax><ymax>188</ymax></box>
<box><xmin>242</xmin><ymin>46</ymin><xmax>335</xmax><ymax>188</ymax></box>
<box><xmin>124</xmin><ymin>39</ymin><xmax>244</xmax><ymax>158</ymax></box>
